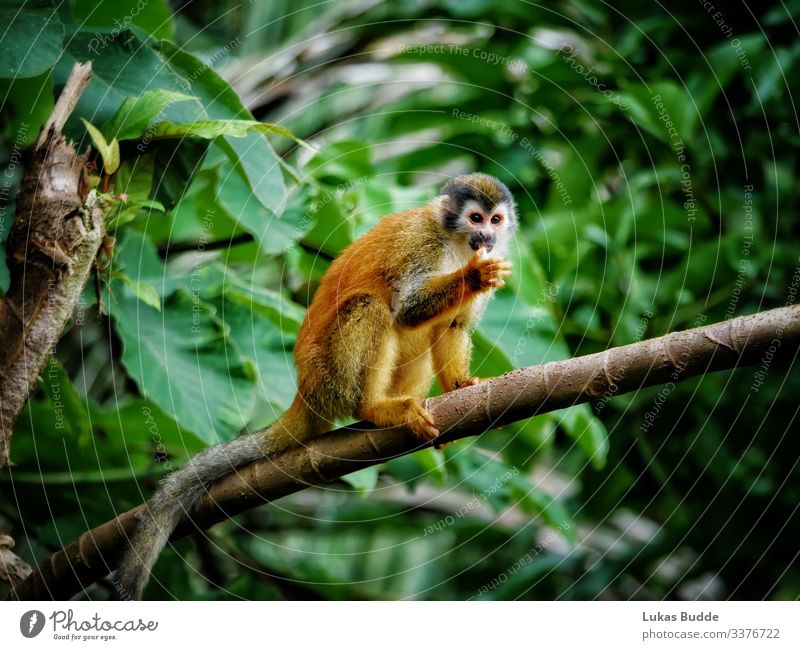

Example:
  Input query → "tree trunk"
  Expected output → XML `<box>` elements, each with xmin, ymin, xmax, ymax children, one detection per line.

<box><xmin>0</xmin><ymin>62</ymin><xmax>104</xmax><ymax>469</ymax></box>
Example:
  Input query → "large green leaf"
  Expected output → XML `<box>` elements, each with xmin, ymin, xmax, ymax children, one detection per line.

<box><xmin>213</xmin><ymin>159</ymin><xmax>313</xmax><ymax>256</ymax></box>
<box><xmin>214</xmin><ymin>297</ymin><xmax>298</xmax><ymax>429</ymax></box>
<box><xmin>0</xmin><ymin>1</ymin><xmax>64</xmax><ymax>78</ymax></box>
<box><xmin>158</xmin><ymin>41</ymin><xmax>287</xmax><ymax>216</ymax></box>
<box><xmin>618</xmin><ymin>81</ymin><xmax>697</xmax><ymax>145</ymax></box>
<box><xmin>108</xmin><ymin>233</ymin><xmax>258</xmax><ymax>444</ymax></box>
<box><xmin>55</xmin><ymin>30</ymin><xmax>203</xmax><ymax>136</ymax></box>
<box><xmin>172</xmin><ymin>260</ymin><xmax>306</xmax><ymax>335</ymax></box>
<box><xmin>0</xmin><ymin>71</ymin><xmax>53</xmax><ymax>147</ymax></box>
<box><xmin>112</xmin><ymin>288</ymin><xmax>257</xmax><ymax>445</ymax></box>
<box><xmin>146</xmin><ymin>118</ymin><xmax>303</xmax><ymax>143</ymax></box>
<box><xmin>69</xmin><ymin>0</ymin><xmax>175</xmax><ymax>40</ymax></box>
<box><xmin>103</xmin><ymin>89</ymin><xmax>196</xmax><ymax>141</ymax></box>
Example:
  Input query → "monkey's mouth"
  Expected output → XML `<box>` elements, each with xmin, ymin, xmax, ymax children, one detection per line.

<box><xmin>470</xmin><ymin>240</ymin><xmax>494</xmax><ymax>253</ymax></box>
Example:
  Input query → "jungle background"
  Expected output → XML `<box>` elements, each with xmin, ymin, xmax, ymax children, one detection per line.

<box><xmin>1</xmin><ymin>0</ymin><xmax>799</xmax><ymax>600</ymax></box>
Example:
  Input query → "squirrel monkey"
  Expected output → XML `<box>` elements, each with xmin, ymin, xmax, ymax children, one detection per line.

<box><xmin>116</xmin><ymin>173</ymin><xmax>516</xmax><ymax>598</ymax></box>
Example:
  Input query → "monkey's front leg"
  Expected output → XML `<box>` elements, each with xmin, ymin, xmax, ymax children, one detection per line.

<box><xmin>430</xmin><ymin>320</ymin><xmax>480</xmax><ymax>450</ymax></box>
<box><xmin>394</xmin><ymin>250</ymin><xmax>512</xmax><ymax>328</ymax></box>
<box><xmin>432</xmin><ymin>319</ymin><xmax>476</xmax><ymax>392</ymax></box>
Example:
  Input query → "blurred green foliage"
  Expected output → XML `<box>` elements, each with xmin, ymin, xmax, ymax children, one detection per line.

<box><xmin>0</xmin><ymin>0</ymin><xmax>798</xmax><ymax>600</ymax></box>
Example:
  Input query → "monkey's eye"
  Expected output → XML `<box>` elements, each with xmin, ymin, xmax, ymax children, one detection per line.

<box><xmin>469</xmin><ymin>213</ymin><xmax>483</xmax><ymax>224</ymax></box>
<box><xmin>490</xmin><ymin>214</ymin><xmax>502</xmax><ymax>225</ymax></box>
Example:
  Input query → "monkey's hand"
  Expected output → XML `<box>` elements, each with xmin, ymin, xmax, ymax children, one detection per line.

<box><xmin>466</xmin><ymin>249</ymin><xmax>513</xmax><ymax>291</ymax></box>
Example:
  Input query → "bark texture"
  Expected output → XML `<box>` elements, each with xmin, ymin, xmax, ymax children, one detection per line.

<box><xmin>8</xmin><ymin>303</ymin><xmax>799</xmax><ymax>600</ymax></box>
<box><xmin>0</xmin><ymin>62</ymin><xmax>104</xmax><ymax>469</ymax></box>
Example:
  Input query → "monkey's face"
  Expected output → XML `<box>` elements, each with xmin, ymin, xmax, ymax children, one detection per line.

<box><xmin>440</xmin><ymin>173</ymin><xmax>517</xmax><ymax>256</ymax></box>
<box><xmin>457</xmin><ymin>199</ymin><xmax>515</xmax><ymax>254</ymax></box>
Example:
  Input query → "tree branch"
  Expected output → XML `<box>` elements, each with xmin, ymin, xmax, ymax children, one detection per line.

<box><xmin>0</xmin><ymin>62</ymin><xmax>105</xmax><ymax>469</ymax></box>
<box><xmin>8</xmin><ymin>303</ymin><xmax>800</xmax><ymax>600</ymax></box>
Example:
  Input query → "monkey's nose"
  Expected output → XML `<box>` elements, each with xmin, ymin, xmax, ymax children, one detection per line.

<box><xmin>470</xmin><ymin>241</ymin><xmax>493</xmax><ymax>252</ymax></box>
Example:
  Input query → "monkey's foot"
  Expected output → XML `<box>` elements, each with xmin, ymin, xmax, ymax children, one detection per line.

<box><xmin>358</xmin><ymin>397</ymin><xmax>440</xmax><ymax>443</ymax></box>
<box><xmin>404</xmin><ymin>398</ymin><xmax>440</xmax><ymax>442</ymax></box>
<box><xmin>455</xmin><ymin>377</ymin><xmax>481</xmax><ymax>389</ymax></box>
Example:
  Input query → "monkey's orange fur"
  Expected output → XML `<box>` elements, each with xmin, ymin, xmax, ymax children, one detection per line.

<box><xmin>273</xmin><ymin>202</ymin><xmax>511</xmax><ymax>447</ymax></box>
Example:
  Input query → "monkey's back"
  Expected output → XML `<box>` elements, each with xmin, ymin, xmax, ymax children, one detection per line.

<box><xmin>293</xmin><ymin>205</ymin><xmax>440</xmax><ymax>416</ymax></box>
<box><xmin>297</xmin><ymin>205</ymin><xmax>437</xmax><ymax>341</ymax></box>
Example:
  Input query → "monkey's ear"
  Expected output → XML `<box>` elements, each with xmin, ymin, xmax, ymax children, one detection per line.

<box><xmin>433</xmin><ymin>194</ymin><xmax>454</xmax><ymax>218</ymax></box>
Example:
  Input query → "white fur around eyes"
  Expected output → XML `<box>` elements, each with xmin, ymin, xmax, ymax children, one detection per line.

<box><xmin>491</xmin><ymin>201</ymin><xmax>512</xmax><ymax>219</ymax></box>
<box><xmin>460</xmin><ymin>200</ymin><xmax>485</xmax><ymax>219</ymax></box>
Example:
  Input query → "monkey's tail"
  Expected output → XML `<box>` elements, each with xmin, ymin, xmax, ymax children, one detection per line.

<box><xmin>115</xmin><ymin>398</ymin><xmax>311</xmax><ymax>600</ymax></box>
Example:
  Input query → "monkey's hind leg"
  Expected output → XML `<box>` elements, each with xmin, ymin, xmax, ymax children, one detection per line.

<box><xmin>332</xmin><ymin>294</ymin><xmax>439</xmax><ymax>442</ymax></box>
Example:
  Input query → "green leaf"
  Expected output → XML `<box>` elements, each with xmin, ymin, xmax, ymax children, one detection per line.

<box><xmin>152</xmin><ymin>138</ymin><xmax>210</xmax><ymax>211</ymax></box>
<box><xmin>56</xmin><ymin>30</ymin><xmax>204</xmax><ymax>136</ymax></box>
<box><xmin>617</xmin><ymin>81</ymin><xmax>696</xmax><ymax>145</ymax></box>
<box><xmin>103</xmin><ymin>89</ymin><xmax>196</xmax><ymax>141</ymax></box>
<box><xmin>213</xmin><ymin>296</ymin><xmax>297</xmax><ymax>429</ymax></box>
<box><xmin>557</xmin><ymin>404</ymin><xmax>609</xmax><ymax>470</ymax></box>
<box><xmin>216</xmin><ymin>135</ymin><xmax>287</xmax><ymax>216</ymax></box>
<box><xmin>341</xmin><ymin>465</ymin><xmax>381</xmax><ymax>493</ymax></box>
<box><xmin>185</xmin><ymin>262</ymin><xmax>306</xmax><ymax>334</ymax></box>
<box><xmin>213</xmin><ymin>159</ymin><xmax>311</xmax><ymax>256</ymax></box>
<box><xmin>113</xmin><ymin>155</ymin><xmax>155</xmax><ymax>203</ymax></box>
<box><xmin>37</xmin><ymin>358</ymin><xmax>91</xmax><ymax>444</ymax></box>
<box><xmin>106</xmin><ymin>229</ymin><xmax>170</xmax><ymax>296</ymax></box>
<box><xmin>142</xmin><ymin>118</ymin><xmax>309</xmax><ymax>147</ymax></box>
<box><xmin>158</xmin><ymin>40</ymin><xmax>287</xmax><ymax>216</ymax></box>
<box><xmin>302</xmin><ymin>191</ymin><xmax>355</xmax><ymax>256</ymax></box>
<box><xmin>138</xmin><ymin>199</ymin><xmax>165</xmax><ymax>211</ymax></box>
<box><xmin>68</xmin><ymin>0</ymin><xmax>175</xmax><ymax>40</ymax></box>
<box><xmin>106</xmin><ymin>232</ymin><xmax>258</xmax><ymax>444</ymax></box>
<box><xmin>115</xmin><ymin>272</ymin><xmax>161</xmax><ymax>311</ymax></box>
<box><xmin>107</xmin><ymin>205</ymin><xmax>139</xmax><ymax>229</ymax></box>
<box><xmin>0</xmin><ymin>71</ymin><xmax>53</xmax><ymax>147</ymax></box>
<box><xmin>305</xmin><ymin>140</ymin><xmax>373</xmax><ymax>182</ymax></box>
<box><xmin>81</xmin><ymin>119</ymin><xmax>120</xmax><ymax>173</ymax></box>
<box><xmin>509</xmin><ymin>479</ymin><xmax>576</xmax><ymax>542</ymax></box>
<box><xmin>112</xmin><ymin>288</ymin><xmax>257</xmax><ymax>445</ymax></box>
<box><xmin>107</xmin><ymin>138</ymin><xmax>121</xmax><ymax>174</ymax></box>
<box><xmin>0</xmin><ymin>1</ymin><xmax>64</xmax><ymax>78</ymax></box>
<box><xmin>413</xmin><ymin>447</ymin><xmax>448</xmax><ymax>484</ymax></box>
<box><xmin>94</xmin><ymin>398</ymin><xmax>204</xmax><ymax>459</ymax></box>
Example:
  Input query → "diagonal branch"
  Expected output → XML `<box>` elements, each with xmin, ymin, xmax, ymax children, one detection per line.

<box><xmin>0</xmin><ymin>62</ymin><xmax>105</xmax><ymax>469</ymax></box>
<box><xmin>8</xmin><ymin>303</ymin><xmax>800</xmax><ymax>600</ymax></box>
